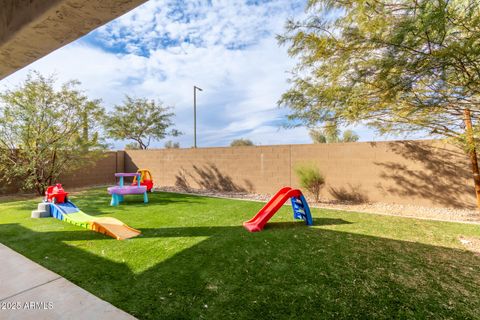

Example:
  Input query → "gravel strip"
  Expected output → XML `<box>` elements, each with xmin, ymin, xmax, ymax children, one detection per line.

<box><xmin>156</xmin><ymin>186</ymin><xmax>480</xmax><ymax>224</ymax></box>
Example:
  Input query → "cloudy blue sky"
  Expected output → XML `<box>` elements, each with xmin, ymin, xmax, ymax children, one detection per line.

<box><xmin>0</xmin><ymin>0</ymin><xmax>384</xmax><ymax>149</ymax></box>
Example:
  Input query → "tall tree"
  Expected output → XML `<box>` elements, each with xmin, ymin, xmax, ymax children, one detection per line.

<box><xmin>309</xmin><ymin>122</ymin><xmax>359</xmax><ymax>143</ymax></box>
<box><xmin>80</xmin><ymin>100</ymin><xmax>104</xmax><ymax>151</ymax></box>
<box><xmin>125</xmin><ymin>142</ymin><xmax>142</xmax><ymax>150</ymax></box>
<box><xmin>309</xmin><ymin>129</ymin><xmax>327</xmax><ymax>144</ymax></box>
<box><xmin>164</xmin><ymin>140</ymin><xmax>180</xmax><ymax>149</ymax></box>
<box><xmin>0</xmin><ymin>72</ymin><xmax>106</xmax><ymax>194</ymax></box>
<box><xmin>104</xmin><ymin>96</ymin><xmax>180</xmax><ymax>149</ymax></box>
<box><xmin>230</xmin><ymin>138</ymin><xmax>255</xmax><ymax>147</ymax></box>
<box><xmin>342</xmin><ymin>130</ymin><xmax>360</xmax><ymax>143</ymax></box>
<box><xmin>279</xmin><ymin>0</ymin><xmax>480</xmax><ymax>207</ymax></box>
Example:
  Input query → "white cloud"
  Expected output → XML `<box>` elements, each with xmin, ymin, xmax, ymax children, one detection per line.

<box><xmin>97</xmin><ymin>0</ymin><xmax>303</xmax><ymax>53</ymax></box>
<box><xmin>0</xmin><ymin>0</ymin><xmax>382</xmax><ymax>149</ymax></box>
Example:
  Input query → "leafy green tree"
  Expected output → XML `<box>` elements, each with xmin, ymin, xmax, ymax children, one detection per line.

<box><xmin>164</xmin><ymin>140</ymin><xmax>180</xmax><ymax>149</ymax></box>
<box><xmin>309</xmin><ymin>129</ymin><xmax>327</xmax><ymax>144</ymax></box>
<box><xmin>323</xmin><ymin>122</ymin><xmax>341</xmax><ymax>143</ymax></box>
<box><xmin>0</xmin><ymin>72</ymin><xmax>106</xmax><ymax>194</ymax></box>
<box><xmin>80</xmin><ymin>100</ymin><xmax>105</xmax><ymax>151</ymax></box>
<box><xmin>230</xmin><ymin>138</ymin><xmax>254</xmax><ymax>147</ymax></box>
<box><xmin>104</xmin><ymin>96</ymin><xmax>180</xmax><ymax>150</ymax></box>
<box><xmin>309</xmin><ymin>122</ymin><xmax>359</xmax><ymax>143</ymax></box>
<box><xmin>342</xmin><ymin>130</ymin><xmax>360</xmax><ymax>143</ymax></box>
<box><xmin>279</xmin><ymin>0</ymin><xmax>480</xmax><ymax>207</ymax></box>
<box><xmin>125</xmin><ymin>142</ymin><xmax>142</xmax><ymax>150</ymax></box>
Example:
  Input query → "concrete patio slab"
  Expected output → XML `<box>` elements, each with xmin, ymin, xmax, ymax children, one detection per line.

<box><xmin>0</xmin><ymin>244</ymin><xmax>60</xmax><ymax>301</ymax></box>
<box><xmin>0</xmin><ymin>243</ymin><xmax>136</xmax><ymax>320</ymax></box>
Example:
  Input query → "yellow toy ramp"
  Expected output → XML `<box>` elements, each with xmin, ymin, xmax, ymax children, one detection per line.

<box><xmin>91</xmin><ymin>217</ymin><xmax>141</xmax><ymax>240</ymax></box>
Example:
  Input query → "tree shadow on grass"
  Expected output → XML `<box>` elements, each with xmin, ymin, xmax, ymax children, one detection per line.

<box><xmin>137</xmin><ymin>218</ymin><xmax>350</xmax><ymax>237</ymax></box>
<box><xmin>0</xmin><ymin>220</ymin><xmax>479</xmax><ymax>319</ymax></box>
<box><xmin>265</xmin><ymin>217</ymin><xmax>351</xmax><ymax>230</ymax></box>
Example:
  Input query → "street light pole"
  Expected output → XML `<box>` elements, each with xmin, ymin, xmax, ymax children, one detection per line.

<box><xmin>193</xmin><ymin>85</ymin><xmax>203</xmax><ymax>148</ymax></box>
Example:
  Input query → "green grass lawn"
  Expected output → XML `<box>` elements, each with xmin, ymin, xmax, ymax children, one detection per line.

<box><xmin>1</xmin><ymin>189</ymin><xmax>479</xmax><ymax>319</ymax></box>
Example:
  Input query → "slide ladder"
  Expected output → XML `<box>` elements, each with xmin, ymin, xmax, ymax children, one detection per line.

<box><xmin>291</xmin><ymin>194</ymin><xmax>313</xmax><ymax>225</ymax></box>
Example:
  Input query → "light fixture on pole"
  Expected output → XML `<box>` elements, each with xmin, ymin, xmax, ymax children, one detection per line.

<box><xmin>193</xmin><ymin>85</ymin><xmax>203</xmax><ymax>148</ymax></box>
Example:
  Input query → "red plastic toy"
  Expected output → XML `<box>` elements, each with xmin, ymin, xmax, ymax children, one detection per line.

<box><xmin>132</xmin><ymin>169</ymin><xmax>154</xmax><ymax>192</ymax></box>
<box><xmin>45</xmin><ymin>183</ymin><xmax>69</xmax><ymax>204</ymax></box>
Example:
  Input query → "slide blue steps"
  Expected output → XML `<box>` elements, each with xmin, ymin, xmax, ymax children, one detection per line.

<box><xmin>290</xmin><ymin>195</ymin><xmax>313</xmax><ymax>226</ymax></box>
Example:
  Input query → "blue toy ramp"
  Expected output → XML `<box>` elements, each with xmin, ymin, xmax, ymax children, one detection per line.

<box><xmin>49</xmin><ymin>201</ymin><xmax>79</xmax><ymax>220</ymax></box>
<box><xmin>290</xmin><ymin>195</ymin><xmax>313</xmax><ymax>226</ymax></box>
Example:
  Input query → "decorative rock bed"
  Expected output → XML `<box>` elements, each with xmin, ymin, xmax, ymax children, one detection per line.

<box><xmin>156</xmin><ymin>186</ymin><xmax>480</xmax><ymax>224</ymax></box>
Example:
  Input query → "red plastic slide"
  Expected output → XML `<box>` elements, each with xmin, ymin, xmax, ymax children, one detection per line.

<box><xmin>243</xmin><ymin>186</ymin><xmax>302</xmax><ymax>232</ymax></box>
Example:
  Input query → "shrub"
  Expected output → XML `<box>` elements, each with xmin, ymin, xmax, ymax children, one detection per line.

<box><xmin>230</xmin><ymin>139</ymin><xmax>254</xmax><ymax>147</ymax></box>
<box><xmin>165</xmin><ymin>140</ymin><xmax>180</xmax><ymax>149</ymax></box>
<box><xmin>294</xmin><ymin>164</ymin><xmax>325</xmax><ymax>202</ymax></box>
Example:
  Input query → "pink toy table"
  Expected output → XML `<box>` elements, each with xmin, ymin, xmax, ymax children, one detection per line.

<box><xmin>108</xmin><ymin>173</ymin><xmax>148</xmax><ymax>206</ymax></box>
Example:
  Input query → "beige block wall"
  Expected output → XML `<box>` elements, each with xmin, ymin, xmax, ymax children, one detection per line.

<box><xmin>60</xmin><ymin>152</ymin><xmax>119</xmax><ymax>189</ymax></box>
<box><xmin>289</xmin><ymin>140</ymin><xmax>473</xmax><ymax>208</ymax></box>
<box><xmin>124</xmin><ymin>146</ymin><xmax>292</xmax><ymax>193</ymax></box>
<box><xmin>125</xmin><ymin>140</ymin><xmax>476</xmax><ymax>209</ymax></box>
<box><xmin>2</xmin><ymin>141</ymin><xmax>474</xmax><ymax>209</ymax></box>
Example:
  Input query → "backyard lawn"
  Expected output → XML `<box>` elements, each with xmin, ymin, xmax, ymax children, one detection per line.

<box><xmin>0</xmin><ymin>189</ymin><xmax>479</xmax><ymax>319</ymax></box>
